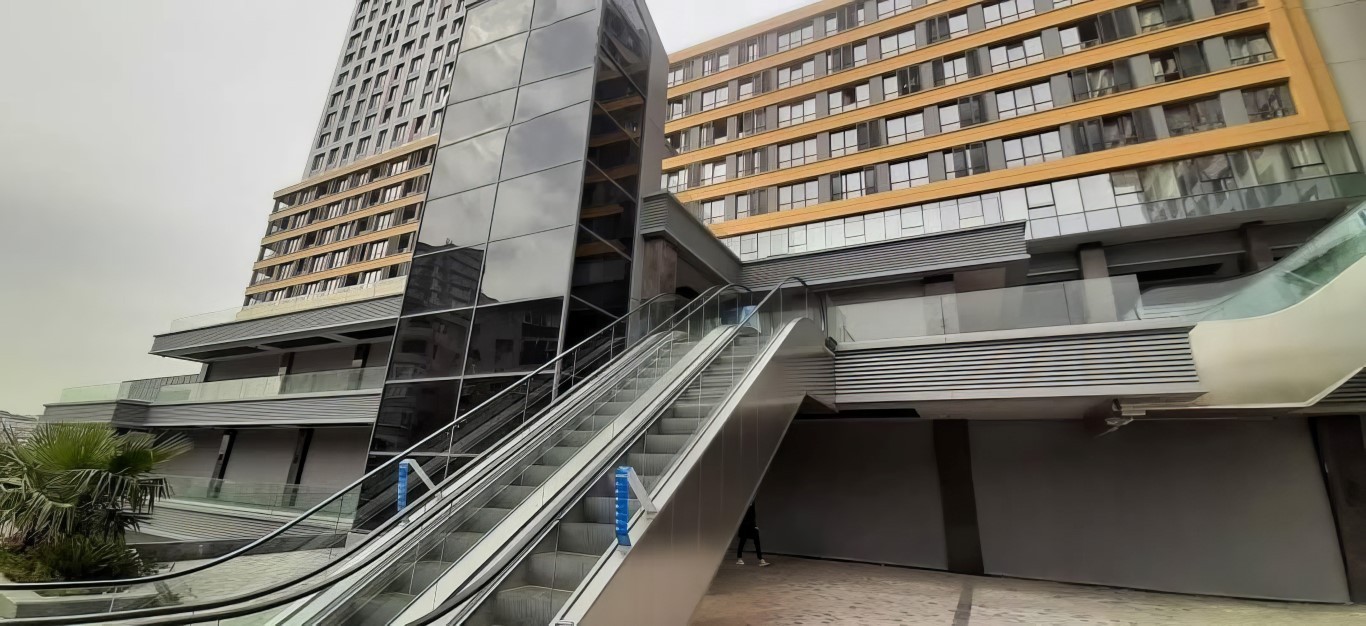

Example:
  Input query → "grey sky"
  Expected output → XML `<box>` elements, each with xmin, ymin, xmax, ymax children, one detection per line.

<box><xmin>0</xmin><ymin>0</ymin><xmax>811</xmax><ymax>415</ymax></box>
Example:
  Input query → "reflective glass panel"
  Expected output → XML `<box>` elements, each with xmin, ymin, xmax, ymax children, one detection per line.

<box><xmin>417</xmin><ymin>185</ymin><xmax>497</xmax><ymax>254</ymax></box>
<box><xmin>491</xmin><ymin>162</ymin><xmax>584</xmax><ymax>240</ymax></box>
<box><xmin>479</xmin><ymin>226</ymin><xmax>576</xmax><ymax>302</ymax></box>
<box><xmin>389</xmin><ymin>309</ymin><xmax>474</xmax><ymax>380</ymax></box>
<box><xmin>533</xmin><ymin>0</ymin><xmax>599</xmax><ymax>28</ymax></box>
<box><xmin>440</xmin><ymin>89</ymin><xmax>517</xmax><ymax>147</ymax></box>
<box><xmin>428</xmin><ymin>129</ymin><xmax>509</xmax><ymax>198</ymax></box>
<box><xmin>462</xmin><ymin>0</ymin><xmax>534</xmax><ymax>50</ymax></box>
<box><xmin>465</xmin><ymin>298</ymin><xmax>564</xmax><ymax>374</ymax></box>
<box><xmin>521</xmin><ymin>11</ymin><xmax>601</xmax><ymax>84</ymax></box>
<box><xmin>514</xmin><ymin>68</ymin><xmax>594</xmax><ymax>123</ymax></box>
<box><xmin>501</xmin><ymin>101</ymin><xmax>592</xmax><ymax>180</ymax></box>
<box><xmin>372</xmin><ymin>380</ymin><xmax>460</xmax><ymax>452</ymax></box>
<box><xmin>403</xmin><ymin>247</ymin><xmax>486</xmax><ymax>314</ymax></box>
<box><xmin>452</xmin><ymin>33</ymin><xmax>529</xmax><ymax>103</ymax></box>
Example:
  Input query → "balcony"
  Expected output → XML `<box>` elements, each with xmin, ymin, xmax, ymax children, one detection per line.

<box><xmin>168</xmin><ymin>276</ymin><xmax>406</xmax><ymax>333</ymax></box>
<box><xmin>154</xmin><ymin>367</ymin><xmax>386</xmax><ymax>404</ymax></box>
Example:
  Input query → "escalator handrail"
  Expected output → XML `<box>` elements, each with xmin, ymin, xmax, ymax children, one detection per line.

<box><xmin>0</xmin><ymin>291</ymin><xmax>692</xmax><ymax>592</ymax></box>
<box><xmin>0</xmin><ymin>287</ymin><xmax>761</xmax><ymax>625</ymax></box>
<box><xmin>412</xmin><ymin>277</ymin><xmax>820</xmax><ymax>625</ymax></box>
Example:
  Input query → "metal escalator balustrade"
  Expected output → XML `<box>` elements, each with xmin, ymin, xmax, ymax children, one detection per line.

<box><xmin>300</xmin><ymin>286</ymin><xmax>765</xmax><ymax>624</ymax></box>
<box><xmin>405</xmin><ymin>278</ymin><xmax>827</xmax><ymax>626</ymax></box>
<box><xmin>0</xmin><ymin>291</ymin><xmax>704</xmax><ymax>625</ymax></box>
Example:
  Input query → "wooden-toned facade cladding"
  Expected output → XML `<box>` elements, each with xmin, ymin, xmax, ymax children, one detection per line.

<box><xmin>243</xmin><ymin>253</ymin><xmax>413</xmax><ymax>296</ymax></box>
<box><xmin>662</xmin><ymin>0</ymin><xmax>1345</xmax><ymax>238</ymax></box>
<box><xmin>273</xmin><ymin>134</ymin><xmax>438</xmax><ymax>199</ymax></box>
<box><xmin>252</xmin><ymin>222</ymin><xmax>420</xmax><ymax>271</ymax></box>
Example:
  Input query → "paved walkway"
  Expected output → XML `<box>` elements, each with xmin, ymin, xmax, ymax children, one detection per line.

<box><xmin>691</xmin><ymin>557</ymin><xmax>1366</xmax><ymax>625</ymax></box>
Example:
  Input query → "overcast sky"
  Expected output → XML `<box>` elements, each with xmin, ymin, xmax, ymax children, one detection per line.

<box><xmin>0</xmin><ymin>0</ymin><xmax>811</xmax><ymax>415</ymax></box>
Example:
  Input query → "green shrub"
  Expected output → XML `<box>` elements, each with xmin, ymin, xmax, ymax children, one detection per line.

<box><xmin>26</xmin><ymin>536</ymin><xmax>155</xmax><ymax>582</ymax></box>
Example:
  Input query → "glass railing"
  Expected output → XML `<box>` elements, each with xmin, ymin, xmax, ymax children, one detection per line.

<box><xmin>165</xmin><ymin>276</ymin><xmax>407</xmax><ymax>333</ymax></box>
<box><xmin>833</xmin><ymin>275</ymin><xmax>1143</xmax><ymax>342</ymax></box>
<box><xmin>56</xmin><ymin>381</ymin><xmax>136</xmax><ymax>403</ymax></box>
<box><xmin>157</xmin><ymin>474</ymin><xmax>359</xmax><ymax>517</ymax></box>
<box><xmin>153</xmin><ymin>367</ymin><xmax>387</xmax><ymax>403</ymax></box>
<box><xmin>1201</xmin><ymin>200</ymin><xmax>1366</xmax><ymax>320</ymax></box>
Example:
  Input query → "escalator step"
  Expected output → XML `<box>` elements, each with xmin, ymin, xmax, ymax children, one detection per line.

<box><xmin>394</xmin><ymin>559</ymin><xmax>453</xmax><ymax>595</ymax></box>
<box><xmin>489</xmin><ymin>484</ymin><xmax>537</xmax><ymax>509</ymax></box>
<box><xmin>538</xmin><ymin>445</ymin><xmax>578</xmax><ymax>466</ymax></box>
<box><xmin>574</xmin><ymin>413</ymin><xmax>618</xmax><ymax>432</ymax></box>
<box><xmin>554</xmin><ymin>430</ymin><xmax>594</xmax><ymax>447</ymax></box>
<box><xmin>655</xmin><ymin>417</ymin><xmax>702</xmax><ymax>435</ymax></box>
<box><xmin>581</xmin><ymin>497</ymin><xmax>639</xmax><ymax>524</ymax></box>
<box><xmin>461</xmin><ymin>507</ymin><xmax>514</xmax><ymax>533</ymax></box>
<box><xmin>626</xmin><ymin>452</ymin><xmax>674</xmax><ymax>476</ymax></box>
<box><xmin>645</xmin><ymin>434</ymin><xmax>692</xmax><ymax>454</ymax></box>
<box><xmin>440</xmin><ymin>531</ymin><xmax>485</xmax><ymax>560</ymax></box>
<box><xmin>527</xmin><ymin>551</ymin><xmax>600</xmax><ymax>590</ymax></box>
<box><xmin>670</xmin><ymin>403</ymin><xmax>713</xmax><ymax>419</ymax></box>
<box><xmin>559</xmin><ymin>521</ymin><xmax>615</xmax><ymax>554</ymax></box>
<box><xmin>517</xmin><ymin>464</ymin><xmax>559</xmax><ymax>487</ymax></box>
<box><xmin>495</xmin><ymin>585</ymin><xmax>571</xmax><ymax>626</ymax></box>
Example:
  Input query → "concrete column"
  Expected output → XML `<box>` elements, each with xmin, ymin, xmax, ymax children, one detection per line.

<box><xmin>866</xmin><ymin>36</ymin><xmax>882</xmax><ymax>62</ymax></box>
<box><xmin>1240</xmin><ymin>222</ymin><xmax>1276</xmax><ymax>272</ymax></box>
<box><xmin>923</xmin><ymin>104</ymin><xmax>942</xmax><ymax>136</ymax></box>
<box><xmin>1050</xmin><ymin>73</ymin><xmax>1075</xmax><ymax>107</ymax></box>
<box><xmin>1129</xmin><ymin>54</ymin><xmax>1155</xmax><ymax>88</ymax></box>
<box><xmin>874</xmin><ymin>162</ymin><xmax>892</xmax><ymax>193</ymax></box>
<box><xmin>927</xmin><ymin>151</ymin><xmax>948</xmax><ymax>182</ymax></box>
<box><xmin>818</xmin><ymin>174</ymin><xmax>834</xmax><ymax>203</ymax></box>
<box><xmin>1035</xmin><ymin>0</ymin><xmax>1056</xmax><ymax>12</ymax></box>
<box><xmin>966</xmin><ymin>4</ymin><xmax>986</xmax><ymax>32</ymax></box>
<box><xmin>933</xmin><ymin>420</ymin><xmax>984</xmax><ymax>575</ymax></box>
<box><xmin>1189</xmin><ymin>0</ymin><xmax>1216</xmax><ymax>20</ymax></box>
<box><xmin>1202</xmin><ymin>36</ymin><xmax>1233</xmax><ymax>72</ymax></box>
<box><xmin>1146</xmin><ymin>105</ymin><xmax>1171</xmax><ymax>139</ymax></box>
<box><xmin>816</xmin><ymin>131</ymin><xmax>832</xmax><ymax>160</ymax></box>
<box><xmin>1040</xmin><ymin>28</ymin><xmax>1064</xmax><ymax>59</ymax></box>
<box><xmin>985</xmin><ymin>139</ymin><xmax>1007</xmax><ymax>172</ymax></box>
<box><xmin>639</xmin><ymin>239</ymin><xmax>679</xmax><ymax>298</ymax></box>
<box><xmin>814</xmin><ymin>52</ymin><xmax>829</xmax><ymax>79</ymax></box>
<box><xmin>1077</xmin><ymin>244</ymin><xmax>1118</xmax><ymax>323</ymax></box>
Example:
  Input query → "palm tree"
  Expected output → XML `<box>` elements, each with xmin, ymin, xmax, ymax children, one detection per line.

<box><xmin>0</xmin><ymin>423</ymin><xmax>190</xmax><ymax>547</ymax></box>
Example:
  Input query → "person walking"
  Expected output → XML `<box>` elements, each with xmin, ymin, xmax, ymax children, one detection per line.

<box><xmin>735</xmin><ymin>503</ymin><xmax>769</xmax><ymax>566</ymax></box>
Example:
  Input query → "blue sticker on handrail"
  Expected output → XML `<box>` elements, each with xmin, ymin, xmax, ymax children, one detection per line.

<box><xmin>397</xmin><ymin>461</ymin><xmax>409</xmax><ymax>512</ymax></box>
<box><xmin>615</xmin><ymin>466</ymin><xmax>632</xmax><ymax>547</ymax></box>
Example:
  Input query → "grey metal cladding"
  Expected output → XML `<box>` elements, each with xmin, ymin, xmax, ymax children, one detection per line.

<box><xmin>42</xmin><ymin>402</ymin><xmax>121</xmax><ymax>423</ymax></box>
<box><xmin>1318</xmin><ymin>367</ymin><xmax>1366</xmax><ymax>404</ymax></box>
<box><xmin>836</xmin><ymin>327</ymin><xmax>1201</xmax><ymax>402</ymax></box>
<box><xmin>742</xmin><ymin>223</ymin><xmax>1028</xmax><ymax>289</ymax></box>
<box><xmin>142</xmin><ymin>394</ymin><xmax>381</xmax><ymax>428</ymax></box>
<box><xmin>150</xmin><ymin>296</ymin><xmax>402</xmax><ymax>354</ymax></box>
<box><xmin>640</xmin><ymin>193</ymin><xmax>742</xmax><ymax>283</ymax></box>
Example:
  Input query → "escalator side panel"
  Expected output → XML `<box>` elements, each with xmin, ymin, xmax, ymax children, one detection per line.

<box><xmin>560</xmin><ymin>319</ymin><xmax>833</xmax><ymax>625</ymax></box>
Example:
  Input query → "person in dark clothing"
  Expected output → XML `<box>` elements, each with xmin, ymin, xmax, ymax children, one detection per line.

<box><xmin>735</xmin><ymin>503</ymin><xmax>769</xmax><ymax>566</ymax></box>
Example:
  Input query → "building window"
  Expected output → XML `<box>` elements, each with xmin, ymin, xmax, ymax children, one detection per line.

<box><xmin>828</xmin><ymin>43</ymin><xmax>868</xmax><ymax>73</ymax></box>
<box><xmin>701</xmin><ymin>199</ymin><xmax>726</xmax><ymax>224</ymax></box>
<box><xmin>880</xmin><ymin>28</ymin><xmax>917</xmax><ymax>58</ymax></box>
<box><xmin>984</xmin><ymin>0</ymin><xmax>1036</xmax><ymax>28</ymax></box>
<box><xmin>933</xmin><ymin>54</ymin><xmax>979</xmax><ymax>87</ymax></box>
<box><xmin>667</xmin><ymin>64</ymin><xmax>690</xmax><ymax>87</ymax></box>
<box><xmin>778</xmin><ymin>60</ymin><xmax>816</xmax><ymax>88</ymax></box>
<box><xmin>939</xmin><ymin>95</ymin><xmax>987</xmax><ymax>132</ymax></box>
<box><xmin>736</xmin><ymin>189</ymin><xmax>767</xmax><ymax>219</ymax></box>
<box><xmin>886</xmin><ymin>111</ymin><xmax>926</xmax><ymax>144</ymax></box>
<box><xmin>777</xmin><ymin>22</ymin><xmax>815</xmax><ymax>51</ymax></box>
<box><xmin>877</xmin><ymin>0</ymin><xmax>915</xmax><ymax>18</ymax></box>
<box><xmin>1227</xmin><ymin>32</ymin><xmax>1276</xmax><ymax>66</ymax></box>
<box><xmin>927</xmin><ymin>12</ymin><xmax>970</xmax><ymax>45</ymax></box>
<box><xmin>997</xmin><ymin>82</ymin><xmax>1054</xmax><ymax>119</ymax></box>
<box><xmin>1136</xmin><ymin>0</ymin><xmax>1192</xmax><ymax>32</ymax></box>
<box><xmin>702</xmin><ymin>50</ymin><xmax>731</xmax><ymax>76</ymax></box>
<box><xmin>700</xmin><ymin>120</ymin><xmax>729</xmax><ymax>147</ymax></box>
<box><xmin>700</xmin><ymin>86</ymin><xmax>729</xmax><ymax>111</ymax></box>
<box><xmin>666</xmin><ymin>131</ymin><xmax>689</xmax><ymax>153</ymax></box>
<box><xmin>828</xmin><ymin>84</ymin><xmax>871</xmax><ymax>115</ymax></box>
<box><xmin>778</xmin><ymin>98</ymin><xmax>818</xmax><ymax>127</ymax></box>
<box><xmin>663</xmin><ymin>169</ymin><xmax>688</xmax><ymax>192</ymax></box>
<box><xmin>699</xmin><ymin>161</ymin><xmax>727</xmax><ymax>185</ymax></box>
<box><xmin>1164</xmin><ymin>97</ymin><xmax>1225</xmax><ymax>136</ymax></box>
<box><xmin>739</xmin><ymin>109</ymin><xmax>767</xmax><ymax>136</ymax></box>
<box><xmin>779</xmin><ymin>138</ymin><xmax>818</xmax><ymax>168</ymax></box>
<box><xmin>1212</xmin><ymin>0</ymin><xmax>1258</xmax><ymax>14</ymax></box>
<box><xmin>1003</xmin><ymin>131</ymin><xmax>1063</xmax><ymax>168</ymax></box>
<box><xmin>1070</xmin><ymin>60</ymin><xmax>1132</xmax><ymax>101</ymax></box>
<box><xmin>1060</xmin><ymin>11</ymin><xmax>1131</xmax><ymax>54</ymax></box>
<box><xmin>832</xmin><ymin>168</ymin><xmax>876</xmax><ymax>201</ymax></box>
<box><xmin>1073</xmin><ymin>111</ymin><xmax>1150</xmax><ymax>153</ymax></box>
<box><xmin>828</xmin><ymin>126</ymin><xmax>868</xmax><ymax>158</ymax></box>
<box><xmin>778</xmin><ymin>180</ymin><xmax>820</xmax><ymax>211</ymax></box>
<box><xmin>989</xmin><ymin>36</ymin><xmax>1044</xmax><ymax>72</ymax></box>
<box><xmin>668</xmin><ymin>98</ymin><xmax>689</xmax><ymax>120</ymax></box>
<box><xmin>1150</xmin><ymin>44</ymin><xmax>1207</xmax><ymax>83</ymax></box>
<box><xmin>945</xmin><ymin>143</ymin><xmax>989</xmax><ymax>179</ymax></box>
<box><xmin>738</xmin><ymin>149</ymin><xmax>768</xmax><ymax>177</ymax></box>
<box><xmin>884</xmin><ymin>67</ymin><xmax>923</xmax><ymax>99</ymax></box>
<box><xmin>739</xmin><ymin>36</ymin><xmax>767</xmax><ymax>63</ymax></box>
<box><xmin>890</xmin><ymin>157</ymin><xmax>930</xmax><ymax>189</ymax></box>
<box><xmin>1243</xmin><ymin>83</ymin><xmax>1295</xmax><ymax>121</ymax></box>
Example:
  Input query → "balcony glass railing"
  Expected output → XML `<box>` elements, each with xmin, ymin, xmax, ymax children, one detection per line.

<box><xmin>156</xmin><ymin>474</ymin><xmax>358</xmax><ymax>517</ymax></box>
<box><xmin>154</xmin><ymin>366</ymin><xmax>386</xmax><ymax>404</ymax></box>
<box><xmin>57</xmin><ymin>382</ymin><xmax>139</xmax><ymax>403</ymax></box>
<box><xmin>166</xmin><ymin>276</ymin><xmax>406</xmax><ymax>333</ymax></box>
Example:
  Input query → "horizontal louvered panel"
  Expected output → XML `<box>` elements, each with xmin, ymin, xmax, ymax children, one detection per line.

<box><xmin>641</xmin><ymin>193</ymin><xmax>742</xmax><ymax>283</ymax></box>
<box><xmin>42</xmin><ymin>402</ymin><xmax>119</xmax><ymax>422</ymax></box>
<box><xmin>742</xmin><ymin>223</ymin><xmax>1028</xmax><ymax>289</ymax></box>
<box><xmin>836</xmin><ymin>328</ymin><xmax>1199</xmax><ymax>398</ymax></box>
<box><xmin>143</xmin><ymin>394</ymin><xmax>380</xmax><ymax>427</ymax></box>
<box><xmin>151</xmin><ymin>296</ymin><xmax>401</xmax><ymax>353</ymax></box>
<box><xmin>1320</xmin><ymin>368</ymin><xmax>1366</xmax><ymax>403</ymax></box>
<box><xmin>143</xmin><ymin>502</ymin><xmax>334</xmax><ymax>541</ymax></box>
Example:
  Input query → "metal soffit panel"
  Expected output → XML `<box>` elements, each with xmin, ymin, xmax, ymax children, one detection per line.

<box><xmin>150</xmin><ymin>297</ymin><xmax>402</xmax><ymax>354</ymax></box>
<box><xmin>141</xmin><ymin>394</ymin><xmax>381</xmax><ymax>428</ymax></box>
<box><xmin>741</xmin><ymin>223</ymin><xmax>1028</xmax><ymax>289</ymax></box>
<box><xmin>835</xmin><ymin>327</ymin><xmax>1202</xmax><ymax>402</ymax></box>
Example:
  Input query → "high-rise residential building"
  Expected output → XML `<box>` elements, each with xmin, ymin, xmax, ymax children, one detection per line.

<box><xmin>29</xmin><ymin>0</ymin><xmax>1366</xmax><ymax>620</ymax></box>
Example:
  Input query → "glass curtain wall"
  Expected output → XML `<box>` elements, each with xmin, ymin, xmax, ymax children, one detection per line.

<box><xmin>362</xmin><ymin>0</ymin><xmax>654</xmax><ymax>499</ymax></box>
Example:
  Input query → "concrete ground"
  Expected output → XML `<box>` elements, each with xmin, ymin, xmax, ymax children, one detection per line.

<box><xmin>691</xmin><ymin>557</ymin><xmax>1366</xmax><ymax>625</ymax></box>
